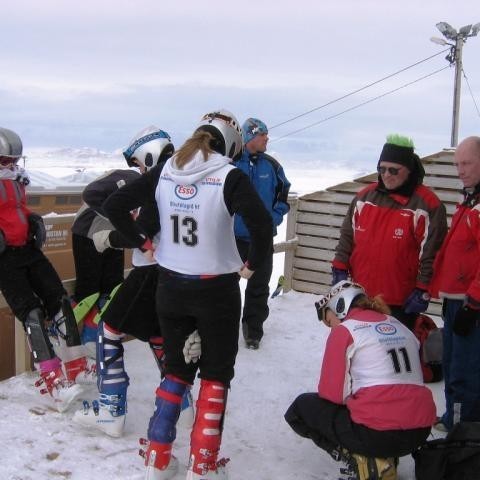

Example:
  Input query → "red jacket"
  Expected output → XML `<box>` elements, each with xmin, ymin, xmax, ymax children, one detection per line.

<box><xmin>333</xmin><ymin>183</ymin><xmax>447</xmax><ymax>306</ymax></box>
<box><xmin>430</xmin><ymin>193</ymin><xmax>480</xmax><ymax>301</ymax></box>
<box><xmin>0</xmin><ymin>178</ymin><xmax>31</xmax><ymax>246</ymax></box>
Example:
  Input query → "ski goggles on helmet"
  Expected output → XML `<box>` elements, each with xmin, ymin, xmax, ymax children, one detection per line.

<box><xmin>201</xmin><ymin>111</ymin><xmax>236</xmax><ymax>125</ymax></box>
<box><xmin>122</xmin><ymin>130</ymin><xmax>171</xmax><ymax>162</ymax></box>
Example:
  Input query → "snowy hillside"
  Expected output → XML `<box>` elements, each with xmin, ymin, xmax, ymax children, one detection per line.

<box><xmin>23</xmin><ymin>146</ymin><xmax>367</xmax><ymax>197</ymax></box>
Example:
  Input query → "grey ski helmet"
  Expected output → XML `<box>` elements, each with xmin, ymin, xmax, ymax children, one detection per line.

<box><xmin>123</xmin><ymin>126</ymin><xmax>174</xmax><ymax>172</ymax></box>
<box><xmin>315</xmin><ymin>280</ymin><xmax>366</xmax><ymax>321</ymax></box>
<box><xmin>195</xmin><ymin>109</ymin><xmax>243</xmax><ymax>160</ymax></box>
<box><xmin>0</xmin><ymin>128</ymin><xmax>23</xmax><ymax>161</ymax></box>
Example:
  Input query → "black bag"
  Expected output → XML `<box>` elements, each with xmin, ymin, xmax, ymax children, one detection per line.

<box><xmin>413</xmin><ymin>422</ymin><xmax>480</xmax><ymax>480</ymax></box>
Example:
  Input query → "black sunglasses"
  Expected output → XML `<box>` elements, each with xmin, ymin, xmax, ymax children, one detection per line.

<box><xmin>377</xmin><ymin>166</ymin><xmax>403</xmax><ymax>176</ymax></box>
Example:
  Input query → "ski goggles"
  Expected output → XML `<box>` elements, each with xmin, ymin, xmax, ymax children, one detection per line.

<box><xmin>377</xmin><ymin>165</ymin><xmax>404</xmax><ymax>176</ymax></box>
<box><xmin>0</xmin><ymin>155</ymin><xmax>21</xmax><ymax>167</ymax></box>
<box><xmin>201</xmin><ymin>111</ymin><xmax>236</xmax><ymax>126</ymax></box>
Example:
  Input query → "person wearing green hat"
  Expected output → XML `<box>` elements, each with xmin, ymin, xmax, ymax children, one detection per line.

<box><xmin>331</xmin><ymin>134</ymin><xmax>447</xmax><ymax>329</ymax></box>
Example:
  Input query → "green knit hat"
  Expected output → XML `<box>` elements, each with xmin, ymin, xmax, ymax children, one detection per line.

<box><xmin>378</xmin><ymin>134</ymin><xmax>416</xmax><ymax>170</ymax></box>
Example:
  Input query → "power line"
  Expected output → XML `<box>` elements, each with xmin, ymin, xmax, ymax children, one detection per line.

<box><xmin>462</xmin><ymin>67</ymin><xmax>480</xmax><ymax>118</ymax></box>
<box><xmin>270</xmin><ymin>66</ymin><xmax>450</xmax><ymax>143</ymax></box>
<box><xmin>269</xmin><ymin>48</ymin><xmax>450</xmax><ymax>130</ymax></box>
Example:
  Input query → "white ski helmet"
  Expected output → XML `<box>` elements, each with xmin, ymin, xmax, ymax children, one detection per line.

<box><xmin>123</xmin><ymin>126</ymin><xmax>174</xmax><ymax>171</ymax></box>
<box><xmin>0</xmin><ymin>127</ymin><xmax>23</xmax><ymax>160</ymax></box>
<box><xmin>195</xmin><ymin>109</ymin><xmax>243</xmax><ymax>160</ymax></box>
<box><xmin>315</xmin><ymin>280</ymin><xmax>366</xmax><ymax>321</ymax></box>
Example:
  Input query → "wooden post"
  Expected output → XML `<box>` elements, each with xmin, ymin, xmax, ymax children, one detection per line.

<box><xmin>282</xmin><ymin>195</ymin><xmax>298</xmax><ymax>293</ymax></box>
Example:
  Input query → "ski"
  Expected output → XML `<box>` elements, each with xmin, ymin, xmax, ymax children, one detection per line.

<box><xmin>73</xmin><ymin>292</ymin><xmax>100</xmax><ymax>324</ymax></box>
<box><xmin>271</xmin><ymin>275</ymin><xmax>285</xmax><ymax>298</ymax></box>
<box><xmin>92</xmin><ymin>283</ymin><xmax>122</xmax><ymax>325</ymax></box>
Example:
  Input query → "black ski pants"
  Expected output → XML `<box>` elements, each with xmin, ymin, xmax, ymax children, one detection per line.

<box><xmin>285</xmin><ymin>392</ymin><xmax>431</xmax><ymax>459</ymax></box>
<box><xmin>72</xmin><ymin>233</ymin><xmax>124</xmax><ymax>301</ymax></box>
<box><xmin>102</xmin><ymin>264</ymin><xmax>161</xmax><ymax>342</ymax></box>
<box><xmin>0</xmin><ymin>245</ymin><xmax>65</xmax><ymax>323</ymax></box>
<box><xmin>155</xmin><ymin>268</ymin><xmax>241</xmax><ymax>386</ymax></box>
<box><xmin>236</xmin><ymin>239</ymin><xmax>273</xmax><ymax>341</ymax></box>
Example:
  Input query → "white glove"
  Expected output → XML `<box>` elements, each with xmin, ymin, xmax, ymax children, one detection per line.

<box><xmin>92</xmin><ymin>230</ymin><xmax>112</xmax><ymax>253</ymax></box>
<box><xmin>238</xmin><ymin>265</ymin><xmax>254</xmax><ymax>279</ymax></box>
<box><xmin>183</xmin><ymin>330</ymin><xmax>202</xmax><ymax>364</ymax></box>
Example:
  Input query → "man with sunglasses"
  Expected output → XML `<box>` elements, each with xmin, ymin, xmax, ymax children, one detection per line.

<box><xmin>332</xmin><ymin>134</ymin><xmax>447</xmax><ymax>330</ymax></box>
<box><xmin>431</xmin><ymin>136</ymin><xmax>480</xmax><ymax>432</ymax></box>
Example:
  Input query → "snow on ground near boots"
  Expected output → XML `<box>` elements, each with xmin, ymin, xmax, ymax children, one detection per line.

<box><xmin>0</xmin><ymin>290</ymin><xmax>447</xmax><ymax>480</ymax></box>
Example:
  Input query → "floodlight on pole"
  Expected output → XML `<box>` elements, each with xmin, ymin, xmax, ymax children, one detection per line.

<box><xmin>431</xmin><ymin>21</ymin><xmax>480</xmax><ymax>147</ymax></box>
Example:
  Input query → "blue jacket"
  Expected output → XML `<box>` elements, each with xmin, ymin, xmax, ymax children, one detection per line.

<box><xmin>233</xmin><ymin>151</ymin><xmax>291</xmax><ymax>241</ymax></box>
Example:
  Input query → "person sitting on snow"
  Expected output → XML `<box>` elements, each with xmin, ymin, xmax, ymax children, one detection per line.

<box><xmin>285</xmin><ymin>280</ymin><xmax>436</xmax><ymax>480</ymax></box>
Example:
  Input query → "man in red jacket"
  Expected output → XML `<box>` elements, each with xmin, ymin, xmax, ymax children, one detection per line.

<box><xmin>431</xmin><ymin>136</ymin><xmax>480</xmax><ymax>431</ymax></box>
<box><xmin>332</xmin><ymin>134</ymin><xmax>447</xmax><ymax>329</ymax></box>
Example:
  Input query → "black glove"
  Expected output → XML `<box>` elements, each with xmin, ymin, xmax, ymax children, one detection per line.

<box><xmin>28</xmin><ymin>214</ymin><xmax>46</xmax><ymax>249</ymax></box>
<box><xmin>0</xmin><ymin>230</ymin><xmax>5</xmax><ymax>255</ymax></box>
<box><xmin>331</xmin><ymin>267</ymin><xmax>348</xmax><ymax>286</ymax></box>
<box><xmin>453</xmin><ymin>305</ymin><xmax>479</xmax><ymax>336</ymax></box>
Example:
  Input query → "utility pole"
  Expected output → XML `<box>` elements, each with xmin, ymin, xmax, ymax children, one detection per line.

<box><xmin>431</xmin><ymin>21</ymin><xmax>480</xmax><ymax>147</ymax></box>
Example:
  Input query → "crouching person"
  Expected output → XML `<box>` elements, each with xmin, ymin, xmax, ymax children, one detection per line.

<box><xmin>0</xmin><ymin>127</ymin><xmax>93</xmax><ymax>412</ymax></box>
<box><xmin>285</xmin><ymin>281</ymin><xmax>436</xmax><ymax>480</ymax></box>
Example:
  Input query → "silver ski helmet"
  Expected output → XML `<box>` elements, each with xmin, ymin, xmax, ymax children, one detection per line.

<box><xmin>123</xmin><ymin>126</ymin><xmax>174</xmax><ymax>171</ymax></box>
<box><xmin>315</xmin><ymin>280</ymin><xmax>366</xmax><ymax>321</ymax></box>
<box><xmin>195</xmin><ymin>109</ymin><xmax>243</xmax><ymax>160</ymax></box>
<box><xmin>0</xmin><ymin>127</ymin><xmax>23</xmax><ymax>163</ymax></box>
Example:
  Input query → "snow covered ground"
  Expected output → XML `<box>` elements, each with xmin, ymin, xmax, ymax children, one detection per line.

<box><xmin>0</xmin><ymin>150</ymin><xmax>447</xmax><ymax>479</ymax></box>
<box><xmin>0</xmin><ymin>291</ymin><xmax>447</xmax><ymax>480</ymax></box>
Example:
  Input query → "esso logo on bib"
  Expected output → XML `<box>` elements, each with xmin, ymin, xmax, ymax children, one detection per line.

<box><xmin>175</xmin><ymin>184</ymin><xmax>198</xmax><ymax>200</ymax></box>
<box><xmin>375</xmin><ymin>323</ymin><xmax>397</xmax><ymax>335</ymax></box>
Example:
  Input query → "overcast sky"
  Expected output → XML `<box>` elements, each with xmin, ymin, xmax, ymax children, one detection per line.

<box><xmin>2</xmin><ymin>0</ymin><xmax>479</xmax><ymax>168</ymax></box>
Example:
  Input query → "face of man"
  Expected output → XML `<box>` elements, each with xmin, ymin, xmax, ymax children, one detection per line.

<box><xmin>454</xmin><ymin>137</ymin><xmax>480</xmax><ymax>188</ymax></box>
<box><xmin>378</xmin><ymin>161</ymin><xmax>410</xmax><ymax>191</ymax></box>
<box><xmin>246</xmin><ymin>132</ymin><xmax>268</xmax><ymax>154</ymax></box>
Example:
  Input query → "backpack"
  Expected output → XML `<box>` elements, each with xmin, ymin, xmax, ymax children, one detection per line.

<box><xmin>413</xmin><ymin>314</ymin><xmax>443</xmax><ymax>383</ymax></box>
<box><xmin>413</xmin><ymin>422</ymin><xmax>480</xmax><ymax>480</ymax></box>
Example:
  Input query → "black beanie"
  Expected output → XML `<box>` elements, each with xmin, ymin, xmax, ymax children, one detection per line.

<box><xmin>378</xmin><ymin>142</ymin><xmax>415</xmax><ymax>171</ymax></box>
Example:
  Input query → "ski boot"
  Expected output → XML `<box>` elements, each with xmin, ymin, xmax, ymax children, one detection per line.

<box><xmin>73</xmin><ymin>321</ymin><xmax>128</xmax><ymax>436</ymax></box>
<box><xmin>340</xmin><ymin>451</ymin><xmax>397</xmax><ymax>480</ymax></box>
<box><xmin>35</xmin><ymin>358</ymin><xmax>83</xmax><ymax>413</ymax></box>
<box><xmin>143</xmin><ymin>376</ymin><xmax>187</xmax><ymax>479</ymax></box>
<box><xmin>80</xmin><ymin>311</ymin><xmax>99</xmax><ymax>360</ymax></box>
<box><xmin>139</xmin><ymin>438</ymin><xmax>179</xmax><ymax>480</ymax></box>
<box><xmin>178</xmin><ymin>387</ymin><xmax>195</xmax><ymax>429</ymax></box>
<box><xmin>186</xmin><ymin>451</ymin><xmax>229</xmax><ymax>479</ymax></box>
<box><xmin>73</xmin><ymin>384</ymin><xmax>127</xmax><ymax>438</ymax></box>
<box><xmin>63</xmin><ymin>356</ymin><xmax>97</xmax><ymax>386</ymax></box>
<box><xmin>187</xmin><ymin>380</ymin><xmax>229</xmax><ymax>479</ymax></box>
